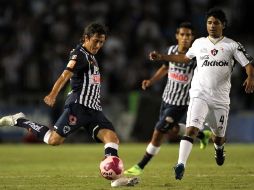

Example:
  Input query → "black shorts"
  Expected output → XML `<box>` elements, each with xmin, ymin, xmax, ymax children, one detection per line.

<box><xmin>54</xmin><ymin>103</ymin><xmax>115</xmax><ymax>142</ymax></box>
<box><xmin>155</xmin><ymin>101</ymin><xmax>188</xmax><ymax>133</ymax></box>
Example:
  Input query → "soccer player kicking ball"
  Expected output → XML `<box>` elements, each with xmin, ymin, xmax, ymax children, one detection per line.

<box><xmin>149</xmin><ymin>8</ymin><xmax>254</xmax><ymax>180</ymax></box>
<box><xmin>0</xmin><ymin>22</ymin><xmax>138</xmax><ymax>187</ymax></box>
<box><xmin>125</xmin><ymin>22</ymin><xmax>212</xmax><ymax>176</ymax></box>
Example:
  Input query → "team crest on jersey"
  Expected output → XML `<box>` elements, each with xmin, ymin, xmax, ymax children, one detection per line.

<box><xmin>69</xmin><ymin>115</ymin><xmax>77</xmax><ymax>125</ymax></box>
<box><xmin>211</xmin><ymin>49</ymin><xmax>218</xmax><ymax>56</ymax></box>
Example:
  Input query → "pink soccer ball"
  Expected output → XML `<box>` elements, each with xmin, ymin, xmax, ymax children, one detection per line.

<box><xmin>99</xmin><ymin>156</ymin><xmax>124</xmax><ymax>180</ymax></box>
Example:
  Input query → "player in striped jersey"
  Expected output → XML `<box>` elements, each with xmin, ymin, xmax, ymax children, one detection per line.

<box><xmin>0</xmin><ymin>22</ymin><xmax>138</xmax><ymax>186</ymax></box>
<box><xmin>150</xmin><ymin>8</ymin><xmax>254</xmax><ymax>180</ymax></box>
<box><xmin>124</xmin><ymin>22</ymin><xmax>212</xmax><ymax>176</ymax></box>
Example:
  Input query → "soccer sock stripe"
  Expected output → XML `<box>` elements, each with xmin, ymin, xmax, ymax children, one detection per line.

<box><xmin>182</xmin><ymin>135</ymin><xmax>194</xmax><ymax>143</ymax></box>
<box><xmin>104</xmin><ymin>142</ymin><xmax>119</xmax><ymax>157</ymax></box>
<box><xmin>137</xmin><ymin>143</ymin><xmax>160</xmax><ymax>169</ymax></box>
<box><xmin>43</xmin><ymin>130</ymin><xmax>52</xmax><ymax>144</ymax></box>
<box><xmin>146</xmin><ymin>143</ymin><xmax>161</xmax><ymax>155</ymax></box>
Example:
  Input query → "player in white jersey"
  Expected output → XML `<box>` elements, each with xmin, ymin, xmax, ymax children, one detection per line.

<box><xmin>149</xmin><ymin>8</ymin><xmax>254</xmax><ymax>180</ymax></box>
<box><xmin>124</xmin><ymin>22</ymin><xmax>212</xmax><ymax>176</ymax></box>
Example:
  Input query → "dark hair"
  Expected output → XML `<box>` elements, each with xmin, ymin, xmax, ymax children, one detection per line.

<box><xmin>206</xmin><ymin>8</ymin><xmax>227</xmax><ymax>27</ymax></box>
<box><xmin>176</xmin><ymin>22</ymin><xmax>195</xmax><ymax>35</ymax></box>
<box><xmin>80</xmin><ymin>22</ymin><xmax>108</xmax><ymax>42</ymax></box>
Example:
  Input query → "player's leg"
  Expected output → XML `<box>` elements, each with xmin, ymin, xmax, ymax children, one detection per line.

<box><xmin>125</xmin><ymin>102</ymin><xmax>188</xmax><ymax>176</ymax></box>
<box><xmin>45</xmin><ymin>103</ymin><xmax>91</xmax><ymax>145</ymax></box>
<box><xmin>124</xmin><ymin>129</ymin><xmax>164</xmax><ymax>175</ymax></box>
<box><xmin>90</xmin><ymin>111</ymin><xmax>139</xmax><ymax>187</ymax></box>
<box><xmin>208</xmin><ymin>104</ymin><xmax>229</xmax><ymax>166</ymax></box>
<box><xmin>97</xmin><ymin>128</ymin><xmax>119</xmax><ymax>157</ymax></box>
<box><xmin>0</xmin><ymin>112</ymin><xmax>55</xmax><ymax>143</ymax></box>
<box><xmin>174</xmin><ymin>98</ymin><xmax>208</xmax><ymax>180</ymax></box>
<box><xmin>88</xmin><ymin>110</ymin><xmax>120</xmax><ymax>158</ymax></box>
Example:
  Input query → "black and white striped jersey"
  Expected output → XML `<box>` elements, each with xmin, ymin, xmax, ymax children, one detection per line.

<box><xmin>162</xmin><ymin>45</ymin><xmax>196</xmax><ymax>106</ymax></box>
<box><xmin>67</xmin><ymin>44</ymin><xmax>102</xmax><ymax>111</ymax></box>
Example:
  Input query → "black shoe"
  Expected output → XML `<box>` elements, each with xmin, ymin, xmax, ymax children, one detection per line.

<box><xmin>173</xmin><ymin>163</ymin><xmax>185</xmax><ymax>180</ymax></box>
<box><xmin>215</xmin><ymin>147</ymin><xmax>225</xmax><ymax>166</ymax></box>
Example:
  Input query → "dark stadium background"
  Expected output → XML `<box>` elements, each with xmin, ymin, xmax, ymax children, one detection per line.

<box><xmin>0</xmin><ymin>0</ymin><xmax>253</xmax><ymax>143</ymax></box>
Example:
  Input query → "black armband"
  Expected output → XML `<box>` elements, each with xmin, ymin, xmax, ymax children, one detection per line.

<box><xmin>65</xmin><ymin>67</ymin><xmax>74</xmax><ymax>72</ymax></box>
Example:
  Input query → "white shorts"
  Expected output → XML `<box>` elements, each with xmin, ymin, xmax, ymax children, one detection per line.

<box><xmin>186</xmin><ymin>97</ymin><xmax>229</xmax><ymax>137</ymax></box>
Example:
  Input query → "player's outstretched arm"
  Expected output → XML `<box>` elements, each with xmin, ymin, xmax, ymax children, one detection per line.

<box><xmin>243</xmin><ymin>63</ymin><xmax>254</xmax><ymax>93</ymax></box>
<box><xmin>149</xmin><ymin>51</ymin><xmax>191</xmax><ymax>63</ymax></box>
<box><xmin>142</xmin><ymin>65</ymin><xmax>168</xmax><ymax>90</ymax></box>
<box><xmin>44</xmin><ymin>69</ymin><xmax>73</xmax><ymax>107</ymax></box>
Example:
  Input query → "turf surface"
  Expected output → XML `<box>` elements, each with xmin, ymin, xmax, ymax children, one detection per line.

<box><xmin>0</xmin><ymin>143</ymin><xmax>254</xmax><ymax>190</ymax></box>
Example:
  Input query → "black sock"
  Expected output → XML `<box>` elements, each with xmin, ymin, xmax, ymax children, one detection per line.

<box><xmin>197</xmin><ymin>131</ymin><xmax>205</xmax><ymax>140</ymax></box>
<box><xmin>16</xmin><ymin>118</ymin><xmax>49</xmax><ymax>141</ymax></box>
<box><xmin>137</xmin><ymin>153</ymin><xmax>153</xmax><ymax>169</ymax></box>
<box><xmin>105</xmin><ymin>147</ymin><xmax>118</xmax><ymax>157</ymax></box>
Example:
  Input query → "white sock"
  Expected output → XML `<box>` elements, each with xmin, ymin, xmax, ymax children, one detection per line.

<box><xmin>178</xmin><ymin>140</ymin><xmax>193</xmax><ymax>166</ymax></box>
<box><xmin>104</xmin><ymin>142</ymin><xmax>119</xmax><ymax>150</ymax></box>
<box><xmin>43</xmin><ymin>130</ymin><xmax>52</xmax><ymax>144</ymax></box>
<box><xmin>146</xmin><ymin>143</ymin><xmax>160</xmax><ymax>155</ymax></box>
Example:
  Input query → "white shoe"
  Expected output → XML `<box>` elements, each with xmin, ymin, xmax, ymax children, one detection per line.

<box><xmin>0</xmin><ymin>112</ymin><xmax>25</xmax><ymax>127</ymax></box>
<box><xmin>111</xmin><ymin>177</ymin><xmax>139</xmax><ymax>187</ymax></box>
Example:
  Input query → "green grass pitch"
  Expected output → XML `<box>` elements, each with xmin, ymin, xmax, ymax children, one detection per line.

<box><xmin>0</xmin><ymin>143</ymin><xmax>254</xmax><ymax>190</ymax></box>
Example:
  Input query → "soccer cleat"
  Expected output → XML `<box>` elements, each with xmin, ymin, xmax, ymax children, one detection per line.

<box><xmin>124</xmin><ymin>165</ymin><xmax>143</xmax><ymax>176</ymax></box>
<box><xmin>111</xmin><ymin>177</ymin><xmax>139</xmax><ymax>187</ymax></box>
<box><xmin>215</xmin><ymin>147</ymin><xmax>225</xmax><ymax>166</ymax></box>
<box><xmin>200</xmin><ymin>130</ymin><xmax>212</xmax><ymax>149</ymax></box>
<box><xmin>173</xmin><ymin>163</ymin><xmax>185</xmax><ymax>180</ymax></box>
<box><xmin>0</xmin><ymin>112</ymin><xmax>25</xmax><ymax>127</ymax></box>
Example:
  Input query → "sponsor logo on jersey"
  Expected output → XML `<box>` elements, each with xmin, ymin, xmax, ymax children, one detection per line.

<box><xmin>169</xmin><ymin>72</ymin><xmax>189</xmax><ymax>83</ymax></box>
<box><xmin>200</xmin><ymin>55</ymin><xmax>209</xmax><ymax>60</ymax></box>
<box><xmin>211</xmin><ymin>48</ymin><xmax>218</xmax><ymax>56</ymax></box>
<box><xmin>201</xmin><ymin>60</ymin><xmax>229</xmax><ymax>67</ymax></box>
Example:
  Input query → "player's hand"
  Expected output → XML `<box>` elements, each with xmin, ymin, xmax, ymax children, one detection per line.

<box><xmin>149</xmin><ymin>51</ymin><xmax>162</xmax><ymax>61</ymax></box>
<box><xmin>142</xmin><ymin>80</ymin><xmax>152</xmax><ymax>90</ymax></box>
<box><xmin>243</xmin><ymin>76</ymin><xmax>254</xmax><ymax>93</ymax></box>
<box><xmin>44</xmin><ymin>95</ymin><xmax>56</xmax><ymax>107</ymax></box>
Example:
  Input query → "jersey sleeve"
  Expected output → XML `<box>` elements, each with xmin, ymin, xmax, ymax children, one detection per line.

<box><xmin>186</xmin><ymin>40</ymin><xmax>198</xmax><ymax>59</ymax></box>
<box><xmin>69</xmin><ymin>48</ymin><xmax>78</xmax><ymax>61</ymax></box>
<box><xmin>66</xmin><ymin>48</ymin><xmax>80</xmax><ymax>72</ymax></box>
<box><xmin>233</xmin><ymin>41</ymin><xmax>253</xmax><ymax>67</ymax></box>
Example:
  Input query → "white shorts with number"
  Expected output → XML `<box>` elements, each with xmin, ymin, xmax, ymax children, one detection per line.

<box><xmin>186</xmin><ymin>97</ymin><xmax>229</xmax><ymax>137</ymax></box>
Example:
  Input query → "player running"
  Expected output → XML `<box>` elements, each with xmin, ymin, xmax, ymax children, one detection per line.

<box><xmin>124</xmin><ymin>22</ymin><xmax>212</xmax><ymax>176</ymax></box>
<box><xmin>149</xmin><ymin>8</ymin><xmax>254</xmax><ymax>180</ymax></box>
